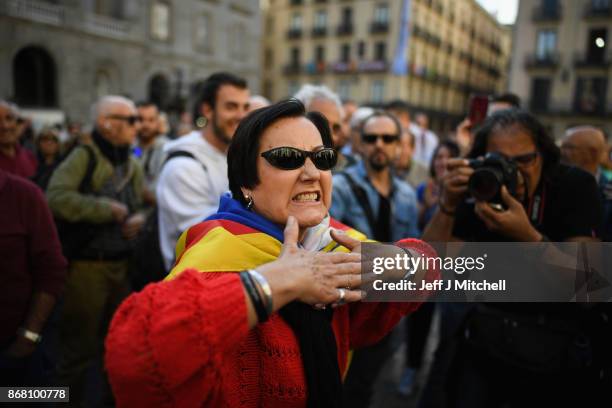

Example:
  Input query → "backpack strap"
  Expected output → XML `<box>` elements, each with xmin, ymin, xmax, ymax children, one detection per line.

<box><xmin>163</xmin><ymin>150</ymin><xmax>207</xmax><ymax>171</ymax></box>
<box><xmin>339</xmin><ymin>172</ymin><xmax>378</xmax><ymax>235</ymax></box>
<box><xmin>78</xmin><ymin>144</ymin><xmax>97</xmax><ymax>194</ymax></box>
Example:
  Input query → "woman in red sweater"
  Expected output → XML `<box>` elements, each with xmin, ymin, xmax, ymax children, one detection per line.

<box><xmin>105</xmin><ymin>100</ymin><xmax>435</xmax><ymax>407</ymax></box>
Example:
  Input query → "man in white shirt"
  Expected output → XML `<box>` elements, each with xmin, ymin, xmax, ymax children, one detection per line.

<box><xmin>413</xmin><ymin>112</ymin><xmax>439</xmax><ymax>166</ymax></box>
<box><xmin>156</xmin><ymin>72</ymin><xmax>250</xmax><ymax>270</ymax></box>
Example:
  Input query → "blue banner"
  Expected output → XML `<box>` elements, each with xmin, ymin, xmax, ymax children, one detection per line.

<box><xmin>391</xmin><ymin>0</ymin><xmax>411</xmax><ymax>76</ymax></box>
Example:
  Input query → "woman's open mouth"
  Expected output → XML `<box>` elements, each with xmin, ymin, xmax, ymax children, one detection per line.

<box><xmin>292</xmin><ymin>191</ymin><xmax>321</xmax><ymax>203</ymax></box>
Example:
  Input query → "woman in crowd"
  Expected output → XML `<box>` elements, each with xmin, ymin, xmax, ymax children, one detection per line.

<box><xmin>105</xmin><ymin>100</ymin><xmax>435</xmax><ymax>407</ymax></box>
<box><xmin>32</xmin><ymin>127</ymin><xmax>63</xmax><ymax>190</ymax></box>
<box><xmin>417</xmin><ymin>140</ymin><xmax>461</xmax><ymax>231</ymax></box>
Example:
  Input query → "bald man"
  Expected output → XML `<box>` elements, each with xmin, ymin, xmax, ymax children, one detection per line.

<box><xmin>47</xmin><ymin>95</ymin><xmax>147</xmax><ymax>406</ymax></box>
<box><xmin>561</xmin><ymin>126</ymin><xmax>607</xmax><ymax>176</ymax></box>
<box><xmin>562</xmin><ymin>126</ymin><xmax>612</xmax><ymax>241</ymax></box>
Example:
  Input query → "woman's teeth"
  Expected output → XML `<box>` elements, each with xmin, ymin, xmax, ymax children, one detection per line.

<box><xmin>294</xmin><ymin>193</ymin><xmax>318</xmax><ymax>202</ymax></box>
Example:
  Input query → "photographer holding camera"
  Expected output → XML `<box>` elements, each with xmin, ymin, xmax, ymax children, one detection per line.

<box><xmin>421</xmin><ymin>110</ymin><xmax>608</xmax><ymax>407</ymax></box>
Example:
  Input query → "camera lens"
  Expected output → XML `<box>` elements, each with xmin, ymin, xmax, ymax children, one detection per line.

<box><xmin>469</xmin><ymin>167</ymin><xmax>503</xmax><ymax>202</ymax></box>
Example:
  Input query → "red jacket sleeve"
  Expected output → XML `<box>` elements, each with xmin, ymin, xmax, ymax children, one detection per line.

<box><xmin>26</xmin><ymin>180</ymin><xmax>66</xmax><ymax>296</ymax></box>
<box><xmin>105</xmin><ymin>270</ymin><xmax>249</xmax><ymax>407</ymax></box>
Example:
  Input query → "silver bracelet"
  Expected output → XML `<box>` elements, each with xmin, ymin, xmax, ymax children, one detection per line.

<box><xmin>248</xmin><ymin>269</ymin><xmax>273</xmax><ymax>317</ymax></box>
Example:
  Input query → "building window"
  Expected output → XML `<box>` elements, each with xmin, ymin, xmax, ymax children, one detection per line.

<box><xmin>315</xmin><ymin>45</ymin><xmax>326</xmax><ymax>63</ymax></box>
<box><xmin>148</xmin><ymin>74</ymin><xmax>171</xmax><ymax>110</ymax></box>
<box><xmin>13</xmin><ymin>46</ymin><xmax>57</xmax><ymax>107</ymax></box>
<box><xmin>374</xmin><ymin>3</ymin><xmax>389</xmax><ymax>24</ymax></box>
<box><xmin>541</xmin><ymin>0</ymin><xmax>559</xmax><ymax>16</ymax></box>
<box><xmin>529</xmin><ymin>78</ymin><xmax>551</xmax><ymax>112</ymax></box>
<box><xmin>266</xmin><ymin>16</ymin><xmax>274</xmax><ymax>35</ymax></box>
<box><xmin>586</xmin><ymin>28</ymin><xmax>607</xmax><ymax>63</ymax></box>
<box><xmin>536</xmin><ymin>29</ymin><xmax>556</xmax><ymax>59</ymax></box>
<box><xmin>265</xmin><ymin>48</ymin><xmax>274</xmax><ymax>69</ymax></box>
<box><xmin>340</xmin><ymin>44</ymin><xmax>351</xmax><ymax>63</ymax></box>
<box><xmin>338</xmin><ymin>80</ymin><xmax>351</xmax><ymax>100</ymax></box>
<box><xmin>574</xmin><ymin>77</ymin><xmax>607</xmax><ymax>114</ymax></box>
<box><xmin>290</xmin><ymin>12</ymin><xmax>302</xmax><ymax>30</ymax></box>
<box><xmin>592</xmin><ymin>0</ymin><xmax>611</xmax><ymax>11</ymax></box>
<box><xmin>194</xmin><ymin>13</ymin><xmax>212</xmax><ymax>51</ymax></box>
<box><xmin>375</xmin><ymin>42</ymin><xmax>386</xmax><ymax>61</ymax></box>
<box><xmin>230</xmin><ymin>24</ymin><xmax>247</xmax><ymax>59</ymax></box>
<box><xmin>314</xmin><ymin>10</ymin><xmax>327</xmax><ymax>29</ymax></box>
<box><xmin>151</xmin><ymin>1</ymin><xmax>170</xmax><ymax>41</ymax></box>
<box><xmin>358</xmin><ymin>41</ymin><xmax>366</xmax><ymax>59</ymax></box>
<box><xmin>341</xmin><ymin>7</ymin><xmax>353</xmax><ymax>25</ymax></box>
<box><xmin>290</xmin><ymin>47</ymin><xmax>301</xmax><ymax>66</ymax></box>
<box><xmin>371</xmin><ymin>79</ymin><xmax>385</xmax><ymax>103</ymax></box>
<box><xmin>95</xmin><ymin>70</ymin><xmax>112</xmax><ymax>99</ymax></box>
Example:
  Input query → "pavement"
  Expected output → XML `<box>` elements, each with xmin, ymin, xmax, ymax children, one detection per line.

<box><xmin>369</xmin><ymin>309</ymin><xmax>441</xmax><ymax>408</ymax></box>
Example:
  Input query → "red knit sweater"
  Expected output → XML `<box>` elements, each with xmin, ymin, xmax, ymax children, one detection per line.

<box><xmin>105</xmin><ymin>270</ymin><xmax>421</xmax><ymax>407</ymax></box>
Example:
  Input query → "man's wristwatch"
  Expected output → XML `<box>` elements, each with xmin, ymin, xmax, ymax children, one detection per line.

<box><xmin>17</xmin><ymin>328</ymin><xmax>42</xmax><ymax>344</ymax></box>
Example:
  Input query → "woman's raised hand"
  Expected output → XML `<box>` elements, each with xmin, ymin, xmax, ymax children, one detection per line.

<box><xmin>257</xmin><ymin>216</ymin><xmax>363</xmax><ymax>309</ymax></box>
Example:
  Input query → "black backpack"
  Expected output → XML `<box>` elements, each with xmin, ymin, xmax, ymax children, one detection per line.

<box><xmin>55</xmin><ymin>145</ymin><xmax>98</xmax><ymax>260</ymax></box>
<box><xmin>129</xmin><ymin>151</ymin><xmax>206</xmax><ymax>291</ymax></box>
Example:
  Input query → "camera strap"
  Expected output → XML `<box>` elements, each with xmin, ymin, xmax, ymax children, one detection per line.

<box><xmin>528</xmin><ymin>181</ymin><xmax>546</xmax><ymax>226</ymax></box>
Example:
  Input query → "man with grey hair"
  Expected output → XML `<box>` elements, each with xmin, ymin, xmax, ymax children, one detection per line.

<box><xmin>47</xmin><ymin>95</ymin><xmax>146</xmax><ymax>406</ymax></box>
<box><xmin>0</xmin><ymin>100</ymin><xmax>37</xmax><ymax>178</ymax></box>
<box><xmin>248</xmin><ymin>95</ymin><xmax>271</xmax><ymax>112</ymax></box>
<box><xmin>294</xmin><ymin>84</ymin><xmax>356</xmax><ymax>171</ymax></box>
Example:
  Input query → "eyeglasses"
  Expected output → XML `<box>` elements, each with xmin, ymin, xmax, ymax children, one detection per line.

<box><xmin>261</xmin><ymin>146</ymin><xmax>338</xmax><ymax>171</ymax></box>
<box><xmin>508</xmin><ymin>151</ymin><xmax>538</xmax><ymax>165</ymax></box>
<box><xmin>362</xmin><ymin>133</ymin><xmax>399</xmax><ymax>144</ymax></box>
<box><xmin>107</xmin><ymin>115</ymin><xmax>142</xmax><ymax>126</ymax></box>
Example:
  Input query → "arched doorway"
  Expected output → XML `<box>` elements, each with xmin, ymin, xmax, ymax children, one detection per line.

<box><xmin>13</xmin><ymin>46</ymin><xmax>58</xmax><ymax>107</ymax></box>
<box><xmin>148</xmin><ymin>74</ymin><xmax>170</xmax><ymax>110</ymax></box>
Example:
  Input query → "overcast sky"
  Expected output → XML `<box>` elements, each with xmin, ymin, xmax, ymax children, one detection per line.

<box><xmin>476</xmin><ymin>0</ymin><xmax>519</xmax><ymax>25</ymax></box>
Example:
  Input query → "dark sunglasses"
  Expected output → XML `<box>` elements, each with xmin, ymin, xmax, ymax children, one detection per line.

<box><xmin>261</xmin><ymin>147</ymin><xmax>338</xmax><ymax>171</ymax></box>
<box><xmin>107</xmin><ymin>114</ymin><xmax>142</xmax><ymax>126</ymax></box>
<box><xmin>508</xmin><ymin>151</ymin><xmax>538</xmax><ymax>165</ymax></box>
<box><xmin>362</xmin><ymin>133</ymin><xmax>399</xmax><ymax>144</ymax></box>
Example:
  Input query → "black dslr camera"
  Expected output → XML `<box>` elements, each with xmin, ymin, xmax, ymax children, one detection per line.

<box><xmin>467</xmin><ymin>152</ymin><xmax>519</xmax><ymax>210</ymax></box>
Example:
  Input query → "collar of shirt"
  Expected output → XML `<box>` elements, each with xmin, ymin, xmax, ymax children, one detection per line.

<box><xmin>354</xmin><ymin>160</ymin><xmax>398</xmax><ymax>197</ymax></box>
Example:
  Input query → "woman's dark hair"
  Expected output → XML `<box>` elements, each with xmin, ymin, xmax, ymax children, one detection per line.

<box><xmin>228</xmin><ymin>99</ymin><xmax>333</xmax><ymax>205</ymax></box>
<box><xmin>429</xmin><ymin>140</ymin><xmax>460</xmax><ymax>178</ymax></box>
<box><xmin>468</xmin><ymin>109</ymin><xmax>560</xmax><ymax>177</ymax></box>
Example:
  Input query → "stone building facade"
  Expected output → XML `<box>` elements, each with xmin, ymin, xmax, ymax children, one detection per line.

<box><xmin>261</xmin><ymin>0</ymin><xmax>511</xmax><ymax>134</ymax></box>
<box><xmin>0</xmin><ymin>0</ymin><xmax>261</xmax><ymax>123</ymax></box>
<box><xmin>509</xmin><ymin>0</ymin><xmax>612</xmax><ymax>138</ymax></box>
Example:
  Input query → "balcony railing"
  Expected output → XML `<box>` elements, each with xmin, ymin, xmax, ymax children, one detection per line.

<box><xmin>532</xmin><ymin>5</ymin><xmax>562</xmax><ymax>22</ymax></box>
<box><xmin>286</xmin><ymin>28</ymin><xmax>302</xmax><ymax>39</ymax></box>
<box><xmin>370</xmin><ymin>21</ymin><xmax>389</xmax><ymax>34</ymax></box>
<box><xmin>336</xmin><ymin>22</ymin><xmax>353</xmax><ymax>36</ymax></box>
<box><xmin>83</xmin><ymin>12</ymin><xmax>129</xmax><ymax>39</ymax></box>
<box><xmin>311</xmin><ymin>27</ymin><xmax>327</xmax><ymax>37</ymax></box>
<box><xmin>1</xmin><ymin>0</ymin><xmax>65</xmax><ymax>26</ymax></box>
<box><xmin>357</xmin><ymin>60</ymin><xmax>388</xmax><ymax>73</ymax></box>
<box><xmin>283</xmin><ymin>63</ymin><xmax>302</xmax><ymax>75</ymax></box>
<box><xmin>574</xmin><ymin>52</ymin><xmax>612</xmax><ymax>68</ymax></box>
<box><xmin>583</xmin><ymin>2</ymin><xmax>612</xmax><ymax>18</ymax></box>
<box><xmin>305</xmin><ymin>61</ymin><xmax>326</xmax><ymax>74</ymax></box>
<box><xmin>330</xmin><ymin>61</ymin><xmax>356</xmax><ymax>73</ymax></box>
<box><xmin>525</xmin><ymin>53</ymin><xmax>560</xmax><ymax>69</ymax></box>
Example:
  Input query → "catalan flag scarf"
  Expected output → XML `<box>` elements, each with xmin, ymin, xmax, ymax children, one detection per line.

<box><xmin>167</xmin><ymin>194</ymin><xmax>366</xmax><ymax>408</ymax></box>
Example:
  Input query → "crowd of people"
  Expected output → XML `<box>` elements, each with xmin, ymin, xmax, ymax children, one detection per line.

<box><xmin>1</xmin><ymin>70</ymin><xmax>612</xmax><ymax>408</ymax></box>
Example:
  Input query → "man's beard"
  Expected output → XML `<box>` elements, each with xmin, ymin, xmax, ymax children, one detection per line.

<box><xmin>211</xmin><ymin>114</ymin><xmax>233</xmax><ymax>145</ymax></box>
<box><xmin>368</xmin><ymin>151</ymin><xmax>389</xmax><ymax>172</ymax></box>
